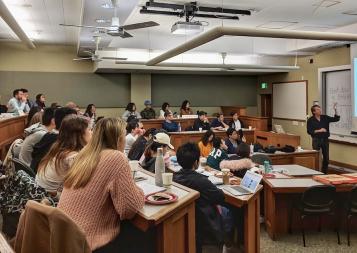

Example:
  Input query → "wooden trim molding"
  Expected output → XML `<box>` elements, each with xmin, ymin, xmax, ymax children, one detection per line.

<box><xmin>329</xmin><ymin>138</ymin><xmax>357</xmax><ymax>147</ymax></box>
<box><xmin>329</xmin><ymin>160</ymin><xmax>357</xmax><ymax>171</ymax></box>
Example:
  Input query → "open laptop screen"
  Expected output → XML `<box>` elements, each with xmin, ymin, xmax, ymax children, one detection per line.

<box><xmin>240</xmin><ymin>170</ymin><xmax>262</xmax><ymax>192</ymax></box>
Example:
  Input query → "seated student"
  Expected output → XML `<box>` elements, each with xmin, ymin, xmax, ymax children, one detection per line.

<box><xmin>193</xmin><ymin>111</ymin><xmax>210</xmax><ymax>131</ymax></box>
<box><xmin>162</xmin><ymin>111</ymin><xmax>179</xmax><ymax>132</ymax></box>
<box><xmin>122</xmin><ymin>102</ymin><xmax>141</xmax><ymax>121</ymax></box>
<box><xmin>31</xmin><ymin>107</ymin><xmax>77</xmax><ymax>172</ymax></box>
<box><xmin>140</xmin><ymin>100</ymin><xmax>156</xmax><ymax>119</ymax></box>
<box><xmin>220</xmin><ymin>143</ymin><xmax>255</xmax><ymax>178</ymax></box>
<box><xmin>225</xmin><ymin>128</ymin><xmax>242</xmax><ymax>154</ymax></box>
<box><xmin>26</xmin><ymin>106</ymin><xmax>42</xmax><ymax>127</ymax></box>
<box><xmin>141</xmin><ymin>132</ymin><xmax>174</xmax><ymax>173</ymax></box>
<box><xmin>229</xmin><ymin>112</ymin><xmax>243</xmax><ymax>131</ymax></box>
<box><xmin>84</xmin><ymin>104</ymin><xmax>96</xmax><ymax>129</ymax></box>
<box><xmin>36</xmin><ymin>115</ymin><xmax>91</xmax><ymax>195</ymax></box>
<box><xmin>173</xmin><ymin>143</ymin><xmax>234</xmax><ymax>253</ymax></box>
<box><xmin>58</xmin><ymin>118</ymin><xmax>145</xmax><ymax>253</ymax></box>
<box><xmin>180</xmin><ymin>100</ymin><xmax>193</xmax><ymax>116</ymax></box>
<box><xmin>20</xmin><ymin>108</ymin><xmax>56</xmax><ymax>167</ymax></box>
<box><xmin>198</xmin><ymin>130</ymin><xmax>215</xmax><ymax>157</ymax></box>
<box><xmin>124</xmin><ymin>120</ymin><xmax>140</xmax><ymax>155</ymax></box>
<box><xmin>7</xmin><ymin>89</ymin><xmax>28</xmax><ymax>114</ymax></box>
<box><xmin>206</xmin><ymin>137</ymin><xmax>228</xmax><ymax>170</ymax></box>
<box><xmin>128</xmin><ymin>128</ymin><xmax>156</xmax><ymax>161</ymax></box>
<box><xmin>159</xmin><ymin>102</ymin><xmax>172</xmax><ymax>118</ymax></box>
<box><xmin>21</xmin><ymin>88</ymin><xmax>33</xmax><ymax>111</ymax></box>
<box><xmin>210</xmin><ymin>113</ymin><xmax>229</xmax><ymax>130</ymax></box>
<box><xmin>34</xmin><ymin>93</ymin><xmax>46</xmax><ymax>109</ymax></box>
<box><xmin>66</xmin><ymin>101</ymin><xmax>82</xmax><ymax>114</ymax></box>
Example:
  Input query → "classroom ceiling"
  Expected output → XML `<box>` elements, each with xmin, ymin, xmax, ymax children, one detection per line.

<box><xmin>2</xmin><ymin>0</ymin><xmax>357</xmax><ymax>58</ymax></box>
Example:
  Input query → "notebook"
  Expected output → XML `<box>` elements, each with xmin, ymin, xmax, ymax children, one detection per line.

<box><xmin>136</xmin><ymin>181</ymin><xmax>166</xmax><ymax>196</ymax></box>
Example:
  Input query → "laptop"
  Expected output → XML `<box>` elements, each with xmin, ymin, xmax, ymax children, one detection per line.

<box><xmin>224</xmin><ymin>170</ymin><xmax>263</xmax><ymax>196</ymax></box>
<box><xmin>274</xmin><ymin>124</ymin><xmax>285</xmax><ymax>134</ymax></box>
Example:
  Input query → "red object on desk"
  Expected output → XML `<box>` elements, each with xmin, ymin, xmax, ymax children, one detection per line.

<box><xmin>313</xmin><ymin>174</ymin><xmax>357</xmax><ymax>185</ymax></box>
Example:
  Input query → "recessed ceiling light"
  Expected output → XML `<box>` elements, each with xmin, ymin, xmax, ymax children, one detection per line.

<box><xmin>312</xmin><ymin>0</ymin><xmax>341</xmax><ymax>8</ymax></box>
<box><xmin>257</xmin><ymin>21</ymin><xmax>298</xmax><ymax>29</ymax></box>
<box><xmin>95</xmin><ymin>19</ymin><xmax>110</xmax><ymax>23</ymax></box>
<box><xmin>101</xmin><ymin>3</ymin><xmax>113</xmax><ymax>9</ymax></box>
<box><xmin>342</xmin><ymin>9</ymin><xmax>357</xmax><ymax>15</ymax></box>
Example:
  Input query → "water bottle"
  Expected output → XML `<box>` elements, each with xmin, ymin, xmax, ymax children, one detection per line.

<box><xmin>264</xmin><ymin>160</ymin><xmax>271</xmax><ymax>174</ymax></box>
<box><xmin>250</xmin><ymin>143</ymin><xmax>254</xmax><ymax>156</ymax></box>
<box><xmin>178</xmin><ymin>122</ymin><xmax>182</xmax><ymax>132</ymax></box>
<box><xmin>155</xmin><ymin>148</ymin><xmax>165</xmax><ymax>186</ymax></box>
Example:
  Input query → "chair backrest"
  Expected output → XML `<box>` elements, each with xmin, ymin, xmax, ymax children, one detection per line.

<box><xmin>14</xmin><ymin>200</ymin><xmax>90</xmax><ymax>253</ymax></box>
<box><xmin>301</xmin><ymin>185</ymin><xmax>336</xmax><ymax>210</ymax></box>
<box><xmin>349</xmin><ymin>185</ymin><xmax>357</xmax><ymax>210</ymax></box>
<box><xmin>251</xmin><ymin>154</ymin><xmax>272</xmax><ymax>165</ymax></box>
<box><xmin>12</xmin><ymin>158</ymin><xmax>36</xmax><ymax>178</ymax></box>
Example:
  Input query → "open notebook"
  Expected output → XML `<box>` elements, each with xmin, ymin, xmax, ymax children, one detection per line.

<box><xmin>136</xmin><ymin>181</ymin><xmax>166</xmax><ymax>196</ymax></box>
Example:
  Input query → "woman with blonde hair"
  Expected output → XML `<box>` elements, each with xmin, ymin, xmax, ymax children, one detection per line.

<box><xmin>36</xmin><ymin>115</ymin><xmax>91</xmax><ymax>195</ymax></box>
<box><xmin>58</xmin><ymin>117</ymin><xmax>145</xmax><ymax>253</ymax></box>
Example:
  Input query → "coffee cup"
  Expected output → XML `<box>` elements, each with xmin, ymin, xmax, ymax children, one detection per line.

<box><xmin>199</xmin><ymin>127</ymin><xmax>203</xmax><ymax>132</ymax></box>
<box><xmin>248</xmin><ymin>126</ymin><xmax>252</xmax><ymax>130</ymax></box>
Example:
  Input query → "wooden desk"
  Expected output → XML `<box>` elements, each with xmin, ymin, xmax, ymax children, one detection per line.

<box><xmin>169</xmin><ymin>130</ymin><xmax>255</xmax><ymax>150</ymax></box>
<box><xmin>132</xmin><ymin>170</ymin><xmax>199</xmax><ymax>253</ymax></box>
<box><xmin>0</xmin><ymin>115</ymin><xmax>27</xmax><ymax>159</ymax></box>
<box><xmin>221</xmin><ymin>185</ymin><xmax>263</xmax><ymax>253</ymax></box>
<box><xmin>263</xmin><ymin>150</ymin><xmax>320</xmax><ymax>170</ymax></box>
<box><xmin>240</xmin><ymin>116</ymin><xmax>268</xmax><ymax>132</ymax></box>
<box><xmin>254</xmin><ymin>130</ymin><xmax>300</xmax><ymax>148</ymax></box>
<box><xmin>263</xmin><ymin>174</ymin><xmax>356</xmax><ymax>240</ymax></box>
<box><xmin>141</xmin><ymin>116</ymin><xmax>268</xmax><ymax>132</ymax></box>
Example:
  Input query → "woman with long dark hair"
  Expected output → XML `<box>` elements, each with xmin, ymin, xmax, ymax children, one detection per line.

<box><xmin>159</xmin><ymin>102</ymin><xmax>172</xmax><ymax>118</ymax></box>
<box><xmin>122</xmin><ymin>102</ymin><xmax>141</xmax><ymax>121</ymax></box>
<box><xmin>34</xmin><ymin>94</ymin><xmax>46</xmax><ymax>109</ymax></box>
<box><xmin>180</xmin><ymin>100</ymin><xmax>193</xmax><ymax>116</ymax></box>
<box><xmin>197</xmin><ymin>130</ymin><xmax>215</xmax><ymax>157</ymax></box>
<box><xmin>84</xmin><ymin>104</ymin><xmax>97</xmax><ymax>129</ymax></box>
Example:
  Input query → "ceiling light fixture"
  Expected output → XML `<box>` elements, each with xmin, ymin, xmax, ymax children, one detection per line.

<box><xmin>101</xmin><ymin>3</ymin><xmax>113</xmax><ymax>9</ymax></box>
<box><xmin>95</xmin><ymin>18</ymin><xmax>110</xmax><ymax>23</ymax></box>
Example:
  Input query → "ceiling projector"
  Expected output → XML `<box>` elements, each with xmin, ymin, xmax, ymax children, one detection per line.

<box><xmin>171</xmin><ymin>21</ymin><xmax>204</xmax><ymax>35</ymax></box>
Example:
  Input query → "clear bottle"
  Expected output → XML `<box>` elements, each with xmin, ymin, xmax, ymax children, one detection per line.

<box><xmin>178</xmin><ymin>122</ymin><xmax>182</xmax><ymax>132</ymax></box>
<box><xmin>250</xmin><ymin>143</ymin><xmax>254</xmax><ymax>156</ymax></box>
<box><xmin>155</xmin><ymin>148</ymin><xmax>165</xmax><ymax>186</ymax></box>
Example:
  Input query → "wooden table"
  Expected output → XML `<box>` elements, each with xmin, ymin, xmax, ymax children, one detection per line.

<box><xmin>169</xmin><ymin>130</ymin><xmax>255</xmax><ymax>150</ymax></box>
<box><xmin>263</xmin><ymin>170</ymin><xmax>356</xmax><ymax>240</ymax></box>
<box><xmin>131</xmin><ymin>170</ymin><xmax>199</xmax><ymax>253</ymax></box>
<box><xmin>220</xmin><ymin>184</ymin><xmax>263</xmax><ymax>253</ymax></box>
<box><xmin>254</xmin><ymin>130</ymin><xmax>300</xmax><ymax>148</ymax></box>
<box><xmin>0</xmin><ymin>115</ymin><xmax>27</xmax><ymax>159</ymax></box>
<box><xmin>260</xmin><ymin>150</ymin><xmax>320</xmax><ymax>170</ymax></box>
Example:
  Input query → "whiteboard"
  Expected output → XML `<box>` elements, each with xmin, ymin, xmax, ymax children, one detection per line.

<box><xmin>273</xmin><ymin>81</ymin><xmax>307</xmax><ymax>121</ymax></box>
<box><xmin>325</xmin><ymin>70</ymin><xmax>352</xmax><ymax>135</ymax></box>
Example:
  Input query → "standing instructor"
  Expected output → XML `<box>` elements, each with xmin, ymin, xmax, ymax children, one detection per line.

<box><xmin>307</xmin><ymin>103</ymin><xmax>340</xmax><ymax>174</ymax></box>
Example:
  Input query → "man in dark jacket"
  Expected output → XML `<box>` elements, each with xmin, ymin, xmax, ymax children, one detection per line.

<box><xmin>193</xmin><ymin>111</ymin><xmax>210</xmax><ymax>131</ymax></box>
<box><xmin>30</xmin><ymin>107</ymin><xmax>77</xmax><ymax>172</ymax></box>
<box><xmin>307</xmin><ymin>104</ymin><xmax>340</xmax><ymax>174</ymax></box>
<box><xmin>173</xmin><ymin>142</ymin><xmax>234</xmax><ymax>253</ymax></box>
<box><xmin>162</xmin><ymin>111</ymin><xmax>179</xmax><ymax>132</ymax></box>
<box><xmin>140</xmin><ymin>100</ymin><xmax>156</xmax><ymax>119</ymax></box>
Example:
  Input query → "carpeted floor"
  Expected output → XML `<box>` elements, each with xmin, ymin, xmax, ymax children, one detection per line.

<box><xmin>203</xmin><ymin>225</ymin><xmax>357</xmax><ymax>253</ymax></box>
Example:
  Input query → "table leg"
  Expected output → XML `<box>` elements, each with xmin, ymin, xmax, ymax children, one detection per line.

<box><xmin>244</xmin><ymin>194</ymin><xmax>260</xmax><ymax>253</ymax></box>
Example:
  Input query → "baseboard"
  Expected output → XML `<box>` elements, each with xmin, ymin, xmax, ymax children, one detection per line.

<box><xmin>329</xmin><ymin>160</ymin><xmax>357</xmax><ymax>171</ymax></box>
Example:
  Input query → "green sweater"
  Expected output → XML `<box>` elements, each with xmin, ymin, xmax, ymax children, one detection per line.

<box><xmin>206</xmin><ymin>148</ymin><xmax>228</xmax><ymax>170</ymax></box>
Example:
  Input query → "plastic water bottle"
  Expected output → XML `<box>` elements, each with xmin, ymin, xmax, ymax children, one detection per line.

<box><xmin>178</xmin><ymin>122</ymin><xmax>182</xmax><ymax>132</ymax></box>
<box><xmin>155</xmin><ymin>148</ymin><xmax>165</xmax><ymax>186</ymax></box>
<box><xmin>250</xmin><ymin>143</ymin><xmax>254</xmax><ymax>156</ymax></box>
<box><xmin>264</xmin><ymin>160</ymin><xmax>271</xmax><ymax>174</ymax></box>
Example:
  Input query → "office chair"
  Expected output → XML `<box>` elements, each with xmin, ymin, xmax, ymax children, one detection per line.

<box><xmin>347</xmin><ymin>185</ymin><xmax>357</xmax><ymax>246</ymax></box>
<box><xmin>289</xmin><ymin>185</ymin><xmax>340</xmax><ymax>247</ymax></box>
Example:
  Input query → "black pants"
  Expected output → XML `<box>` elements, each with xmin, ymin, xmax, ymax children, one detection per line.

<box><xmin>93</xmin><ymin>221</ymin><xmax>155</xmax><ymax>253</ymax></box>
<box><xmin>312</xmin><ymin>137</ymin><xmax>329</xmax><ymax>174</ymax></box>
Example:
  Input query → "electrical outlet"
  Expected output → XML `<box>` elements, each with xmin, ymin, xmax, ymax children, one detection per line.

<box><xmin>292</xmin><ymin>121</ymin><xmax>298</xmax><ymax>126</ymax></box>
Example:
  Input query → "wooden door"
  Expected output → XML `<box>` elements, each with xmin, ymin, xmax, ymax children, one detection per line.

<box><xmin>261</xmin><ymin>94</ymin><xmax>272</xmax><ymax>130</ymax></box>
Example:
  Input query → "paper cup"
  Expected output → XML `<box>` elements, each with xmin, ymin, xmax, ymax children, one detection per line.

<box><xmin>248</xmin><ymin>126</ymin><xmax>252</xmax><ymax>130</ymax></box>
<box><xmin>162</xmin><ymin>173</ymin><xmax>173</xmax><ymax>187</ymax></box>
<box><xmin>199</xmin><ymin>127</ymin><xmax>203</xmax><ymax>132</ymax></box>
<box><xmin>129</xmin><ymin>160</ymin><xmax>139</xmax><ymax>178</ymax></box>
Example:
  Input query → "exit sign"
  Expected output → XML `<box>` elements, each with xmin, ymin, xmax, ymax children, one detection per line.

<box><xmin>261</xmin><ymin>82</ymin><xmax>268</xmax><ymax>89</ymax></box>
